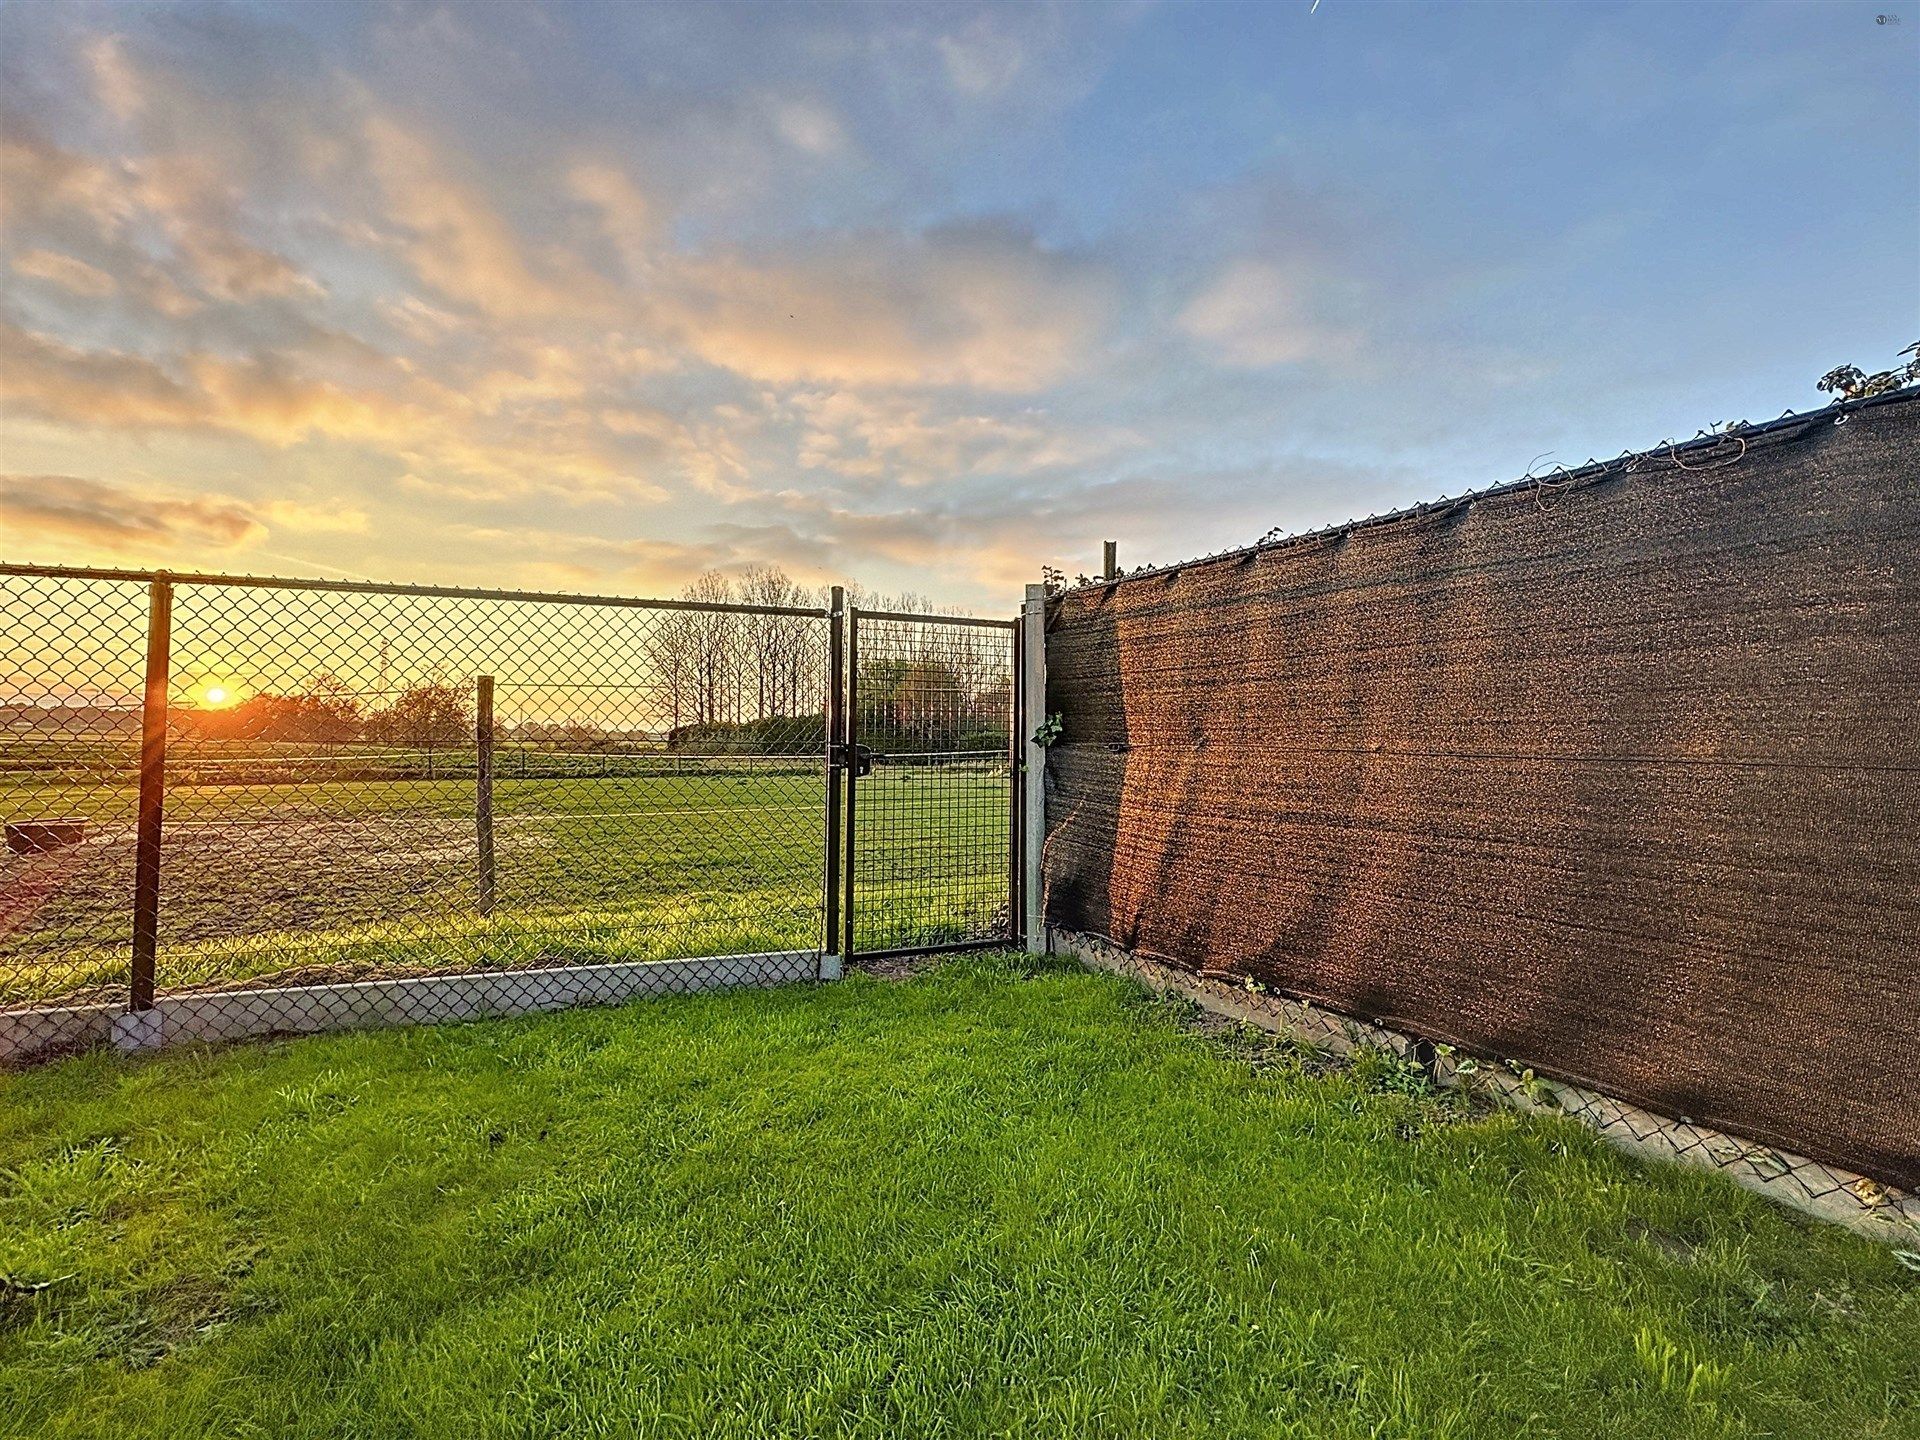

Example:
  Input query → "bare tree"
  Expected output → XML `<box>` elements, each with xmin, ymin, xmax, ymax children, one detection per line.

<box><xmin>682</xmin><ymin>571</ymin><xmax>739</xmax><ymax>726</ymax></box>
<box><xmin>644</xmin><ymin>610</ymin><xmax>700</xmax><ymax>736</ymax></box>
<box><xmin>738</xmin><ymin>564</ymin><xmax>811</xmax><ymax>718</ymax></box>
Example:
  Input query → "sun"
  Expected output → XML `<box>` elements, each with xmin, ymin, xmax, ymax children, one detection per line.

<box><xmin>201</xmin><ymin>683</ymin><xmax>236</xmax><ymax>707</ymax></box>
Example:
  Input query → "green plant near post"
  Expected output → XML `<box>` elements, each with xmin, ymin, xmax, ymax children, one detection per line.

<box><xmin>1031</xmin><ymin>712</ymin><xmax>1064</xmax><ymax>748</ymax></box>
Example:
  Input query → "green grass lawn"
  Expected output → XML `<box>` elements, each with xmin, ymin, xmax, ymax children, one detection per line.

<box><xmin>2</xmin><ymin>952</ymin><xmax>1914</xmax><ymax>1439</ymax></box>
<box><xmin>1</xmin><ymin>768</ymin><xmax>1010</xmax><ymax>1003</ymax></box>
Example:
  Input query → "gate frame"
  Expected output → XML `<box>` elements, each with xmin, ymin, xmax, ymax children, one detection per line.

<box><xmin>839</xmin><ymin>606</ymin><xmax>1022</xmax><ymax>963</ymax></box>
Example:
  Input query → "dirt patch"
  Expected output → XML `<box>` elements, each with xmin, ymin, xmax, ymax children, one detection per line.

<box><xmin>850</xmin><ymin>952</ymin><xmax>948</xmax><ymax>981</ymax></box>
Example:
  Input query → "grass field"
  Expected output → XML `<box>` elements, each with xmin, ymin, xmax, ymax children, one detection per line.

<box><xmin>1</xmin><ymin>951</ymin><xmax>1914</xmax><ymax>1438</ymax></box>
<box><xmin>1</xmin><ymin>766</ymin><xmax>1011</xmax><ymax>1005</ymax></box>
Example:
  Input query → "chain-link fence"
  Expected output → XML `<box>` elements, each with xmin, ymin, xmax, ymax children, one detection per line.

<box><xmin>2</xmin><ymin>565</ymin><xmax>847</xmax><ymax>1058</ymax></box>
<box><xmin>844</xmin><ymin>610</ymin><xmax>1018</xmax><ymax>959</ymax></box>
<box><xmin>1051</xmin><ymin>926</ymin><xmax>1920</xmax><ymax>1243</ymax></box>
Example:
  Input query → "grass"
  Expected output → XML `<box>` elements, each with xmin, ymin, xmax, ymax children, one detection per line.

<box><xmin>1</xmin><ymin>768</ymin><xmax>1010</xmax><ymax>1002</ymax></box>
<box><xmin>3</xmin><ymin>952</ymin><xmax>1915</xmax><ymax>1438</ymax></box>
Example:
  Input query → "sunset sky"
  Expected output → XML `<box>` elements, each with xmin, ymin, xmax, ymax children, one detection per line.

<box><xmin>1</xmin><ymin>0</ymin><xmax>1913</xmax><ymax>612</ymax></box>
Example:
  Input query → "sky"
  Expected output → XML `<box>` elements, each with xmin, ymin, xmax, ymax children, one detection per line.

<box><xmin>0</xmin><ymin>0</ymin><xmax>1914</xmax><ymax>612</ymax></box>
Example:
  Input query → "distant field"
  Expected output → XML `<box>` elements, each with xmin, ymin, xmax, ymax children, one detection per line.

<box><xmin>0</xmin><ymin>765</ymin><xmax>1010</xmax><ymax>1006</ymax></box>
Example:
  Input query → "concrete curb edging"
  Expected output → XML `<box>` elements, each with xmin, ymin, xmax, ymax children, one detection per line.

<box><xmin>3</xmin><ymin>949</ymin><xmax>824</xmax><ymax>1062</ymax></box>
<box><xmin>1049</xmin><ymin>926</ymin><xmax>1919</xmax><ymax>1246</ymax></box>
<box><xmin>0</xmin><ymin>1002</ymin><xmax>117</xmax><ymax>1063</ymax></box>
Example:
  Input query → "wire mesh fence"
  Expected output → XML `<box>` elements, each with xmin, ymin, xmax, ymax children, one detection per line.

<box><xmin>844</xmin><ymin>610</ymin><xmax>1018</xmax><ymax>958</ymax></box>
<box><xmin>1</xmin><ymin>571</ymin><xmax>149</xmax><ymax>1019</ymax></box>
<box><xmin>1</xmin><ymin>565</ymin><xmax>862</xmax><ymax>1057</ymax></box>
<box><xmin>1051</xmin><ymin>926</ymin><xmax>1920</xmax><ymax>1242</ymax></box>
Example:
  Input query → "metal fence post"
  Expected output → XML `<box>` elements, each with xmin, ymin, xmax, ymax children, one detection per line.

<box><xmin>821</xmin><ymin>586</ymin><xmax>844</xmax><ymax>977</ymax></box>
<box><xmin>129</xmin><ymin>575</ymin><xmax>172</xmax><ymax>1014</ymax></box>
<box><xmin>476</xmin><ymin>674</ymin><xmax>495</xmax><ymax>917</ymax></box>
<box><xmin>842</xmin><ymin>607</ymin><xmax>860</xmax><ymax>962</ymax></box>
<box><xmin>1021</xmin><ymin>582</ymin><xmax>1048</xmax><ymax>953</ymax></box>
<box><xmin>1008</xmin><ymin>618</ymin><xmax>1024</xmax><ymax>943</ymax></box>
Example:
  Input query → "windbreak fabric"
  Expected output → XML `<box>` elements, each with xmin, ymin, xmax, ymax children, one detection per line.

<box><xmin>1044</xmin><ymin>395</ymin><xmax>1920</xmax><ymax>1190</ymax></box>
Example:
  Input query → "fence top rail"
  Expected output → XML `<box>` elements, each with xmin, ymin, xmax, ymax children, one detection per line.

<box><xmin>850</xmin><ymin>607</ymin><xmax>1016</xmax><ymax>630</ymax></box>
<box><xmin>0</xmin><ymin>563</ymin><xmax>831</xmax><ymax>618</ymax></box>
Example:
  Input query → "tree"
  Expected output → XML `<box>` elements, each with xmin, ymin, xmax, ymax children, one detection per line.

<box><xmin>645</xmin><ymin>610</ymin><xmax>700</xmax><ymax>735</ymax></box>
<box><xmin>681</xmin><ymin>571</ymin><xmax>741</xmax><ymax>726</ymax></box>
<box><xmin>737</xmin><ymin>564</ymin><xmax>814</xmax><ymax>719</ymax></box>
<box><xmin>201</xmin><ymin>672</ymin><xmax>363</xmax><ymax>744</ymax></box>
<box><xmin>285</xmin><ymin>672</ymin><xmax>363</xmax><ymax>743</ymax></box>
<box><xmin>369</xmin><ymin>678</ymin><xmax>471</xmax><ymax>749</ymax></box>
<box><xmin>857</xmin><ymin>655</ymin><xmax>964</xmax><ymax>750</ymax></box>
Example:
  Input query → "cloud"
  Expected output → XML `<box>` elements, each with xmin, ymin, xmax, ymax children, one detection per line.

<box><xmin>0</xmin><ymin>317</ymin><xmax>679</xmax><ymax>500</ymax></box>
<box><xmin>12</xmin><ymin>0</ymin><xmax>1880</xmax><ymax>621</ymax></box>
<box><xmin>565</xmin><ymin>160</ymin><xmax>659</xmax><ymax>276</ymax></box>
<box><xmin>766</xmin><ymin>97</ymin><xmax>847</xmax><ymax>156</ymax></box>
<box><xmin>668</xmin><ymin>223</ymin><xmax>1113</xmax><ymax>392</ymax></box>
<box><xmin>0</xmin><ymin>114</ymin><xmax>135</xmax><ymax>235</ymax></box>
<box><xmin>174</xmin><ymin>227</ymin><xmax>322</xmax><ymax>302</ymax></box>
<box><xmin>363</xmin><ymin>112</ymin><xmax>593</xmax><ymax>320</ymax></box>
<box><xmin>0</xmin><ymin>108</ymin><xmax>316</xmax><ymax>312</ymax></box>
<box><xmin>263</xmin><ymin>499</ymin><xmax>368</xmax><ymax>535</ymax></box>
<box><xmin>83</xmin><ymin>33</ymin><xmax>145</xmax><ymax>122</ymax></box>
<box><xmin>1177</xmin><ymin>258</ymin><xmax>1361</xmax><ymax>370</ymax></box>
<box><xmin>446</xmin><ymin>523</ymin><xmax>749</xmax><ymax>594</ymax></box>
<box><xmin>790</xmin><ymin>389</ymin><xmax>1139</xmax><ymax>484</ymax></box>
<box><xmin>0</xmin><ymin>472</ymin><xmax>264</xmax><ymax>551</ymax></box>
<box><xmin>936</xmin><ymin>16</ymin><xmax>1028</xmax><ymax>98</ymax></box>
<box><xmin>11</xmin><ymin>248</ymin><xmax>117</xmax><ymax>297</ymax></box>
<box><xmin>0</xmin><ymin>320</ymin><xmax>202</xmax><ymax>429</ymax></box>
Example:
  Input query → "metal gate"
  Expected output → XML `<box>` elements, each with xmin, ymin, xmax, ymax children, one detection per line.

<box><xmin>829</xmin><ymin>600</ymin><xmax>1021</xmax><ymax>962</ymax></box>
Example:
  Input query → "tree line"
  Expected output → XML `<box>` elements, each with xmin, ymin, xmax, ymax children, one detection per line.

<box><xmin>169</xmin><ymin>566</ymin><xmax>1012</xmax><ymax>756</ymax></box>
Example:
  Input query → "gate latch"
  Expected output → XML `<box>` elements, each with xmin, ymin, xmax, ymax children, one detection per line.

<box><xmin>831</xmin><ymin>743</ymin><xmax>875</xmax><ymax>778</ymax></box>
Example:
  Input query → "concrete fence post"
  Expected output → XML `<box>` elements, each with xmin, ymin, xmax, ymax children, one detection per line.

<box><xmin>1021</xmin><ymin>582</ymin><xmax>1048</xmax><ymax>953</ymax></box>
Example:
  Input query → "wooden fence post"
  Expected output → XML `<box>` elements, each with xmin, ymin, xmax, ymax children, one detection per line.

<box><xmin>475</xmin><ymin>675</ymin><xmax>495</xmax><ymax>917</ymax></box>
<box><xmin>129</xmin><ymin>575</ymin><xmax>172</xmax><ymax>1013</ymax></box>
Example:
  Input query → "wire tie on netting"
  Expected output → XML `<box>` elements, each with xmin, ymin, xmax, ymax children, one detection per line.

<box><xmin>1531</xmin><ymin>467</ymin><xmax>1576</xmax><ymax>512</ymax></box>
<box><xmin>1668</xmin><ymin>431</ymin><xmax>1747</xmax><ymax>472</ymax></box>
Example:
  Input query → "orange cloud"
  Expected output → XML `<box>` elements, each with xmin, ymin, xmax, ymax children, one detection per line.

<box><xmin>790</xmin><ymin>389</ymin><xmax>1139</xmax><ymax>485</ymax></box>
<box><xmin>11</xmin><ymin>248</ymin><xmax>118</xmax><ymax>297</ymax></box>
<box><xmin>0</xmin><ymin>472</ymin><xmax>264</xmax><ymax>552</ymax></box>
<box><xmin>364</xmin><ymin>113</ymin><xmax>595</xmax><ymax>320</ymax></box>
<box><xmin>664</xmin><ymin>225</ymin><xmax>1113</xmax><ymax>393</ymax></box>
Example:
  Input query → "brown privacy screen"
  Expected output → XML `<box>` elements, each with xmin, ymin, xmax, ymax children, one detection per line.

<box><xmin>1044</xmin><ymin>391</ymin><xmax>1920</xmax><ymax>1191</ymax></box>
